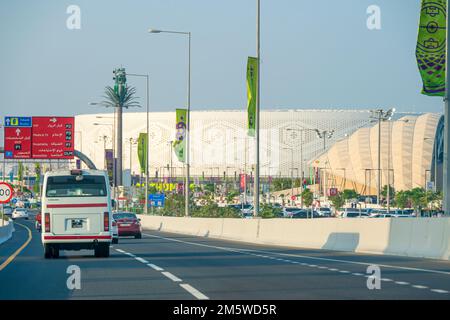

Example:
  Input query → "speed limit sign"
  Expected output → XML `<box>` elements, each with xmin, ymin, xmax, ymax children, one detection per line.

<box><xmin>0</xmin><ymin>182</ymin><xmax>13</xmax><ymax>204</ymax></box>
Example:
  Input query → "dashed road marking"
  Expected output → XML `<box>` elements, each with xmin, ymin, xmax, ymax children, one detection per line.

<box><xmin>135</xmin><ymin>257</ymin><xmax>149</xmax><ymax>264</ymax></box>
<box><xmin>180</xmin><ymin>283</ymin><xmax>209</xmax><ymax>300</ymax></box>
<box><xmin>431</xmin><ymin>289</ymin><xmax>449</xmax><ymax>294</ymax></box>
<box><xmin>412</xmin><ymin>285</ymin><xmax>428</xmax><ymax>289</ymax></box>
<box><xmin>114</xmin><ymin>247</ymin><xmax>208</xmax><ymax>300</ymax></box>
<box><xmin>143</xmin><ymin>232</ymin><xmax>450</xmax><ymax>296</ymax></box>
<box><xmin>162</xmin><ymin>271</ymin><xmax>182</xmax><ymax>282</ymax></box>
<box><xmin>147</xmin><ymin>263</ymin><xmax>164</xmax><ymax>271</ymax></box>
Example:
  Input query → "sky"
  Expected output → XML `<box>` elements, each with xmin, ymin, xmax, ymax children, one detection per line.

<box><xmin>0</xmin><ymin>0</ymin><xmax>445</xmax><ymax>122</ymax></box>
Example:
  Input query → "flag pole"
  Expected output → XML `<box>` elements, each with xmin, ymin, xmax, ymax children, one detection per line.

<box><xmin>444</xmin><ymin>0</ymin><xmax>450</xmax><ymax>215</ymax></box>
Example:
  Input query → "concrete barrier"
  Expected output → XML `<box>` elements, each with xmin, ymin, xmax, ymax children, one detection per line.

<box><xmin>138</xmin><ymin>215</ymin><xmax>450</xmax><ymax>261</ymax></box>
<box><xmin>0</xmin><ymin>220</ymin><xmax>14</xmax><ymax>245</ymax></box>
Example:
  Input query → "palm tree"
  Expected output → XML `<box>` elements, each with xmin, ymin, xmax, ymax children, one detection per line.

<box><xmin>101</xmin><ymin>85</ymin><xmax>141</xmax><ymax>109</ymax></box>
<box><xmin>101</xmin><ymin>84</ymin><xmax>141</xmax><ymax>185</ymax></box>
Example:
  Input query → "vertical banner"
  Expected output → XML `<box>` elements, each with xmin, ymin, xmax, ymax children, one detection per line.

<box><xmin>137</xmin><ymin>133</ymin><xmax>148</xmax><ymax>174</ymax></box>
<box><xmin>173</xmin><ymin>109</ymin><xmax>187</xmax><ymax>163</ymax></box>
<box><xmin>105</xmin><ymin>149</ymin><xmax>114</xmax><ymax>185</ymax></box>
<box><xmin>246</xmin><ymin>57</ymin><xmax>258</xmax><ymax>136</ymax></box>
<box><xmin>416</xmin><ymin>0</ymin><xmax>446</xmax><ymax>96</ymax></box>
<box><xmin>239</xmin><ymin>174</ymin><xmax>247</xmax><ymax>192</ymax></box>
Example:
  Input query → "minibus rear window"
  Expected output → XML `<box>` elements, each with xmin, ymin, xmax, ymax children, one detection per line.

<box><xmin>46</xmin><ymin>175</ymin><xmax>107</xmax><ymax>197</ymax></box>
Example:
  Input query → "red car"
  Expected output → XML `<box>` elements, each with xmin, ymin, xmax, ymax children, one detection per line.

<box><xmin>112</xmin><ymin>212</ymin><xmax>142</xmax><ymax>239</ymax></box>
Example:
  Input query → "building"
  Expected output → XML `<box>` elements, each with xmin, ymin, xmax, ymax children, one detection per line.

<box><xmin>311</xmin><ymin>113</ymin><xmax>443</xmax><ymax>195</ymax></box>
<box><xmin>74</xmin><ymin>109</ymin><xmax>420</xmax><ymax>182</ymax></box>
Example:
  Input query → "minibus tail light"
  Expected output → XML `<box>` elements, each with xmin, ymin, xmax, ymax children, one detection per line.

<box><xmin>104</xmin><ymin>212</ymin><xmax>110</xmax><ymax>231</ymax></box>
<box><xmin>45</xmin><ymin>213</ymin><xmax>51</xmax><ymax>233</ymax></box>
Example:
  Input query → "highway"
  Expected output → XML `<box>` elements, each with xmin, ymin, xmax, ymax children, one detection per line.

<box><xmin>0</xmin><ymin>217</ymin><xmax>450</xmax><ymax>300</ymax></box>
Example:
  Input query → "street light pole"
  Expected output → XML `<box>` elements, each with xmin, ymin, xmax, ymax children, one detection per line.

<box><xmin>370</xmin><ymin>108</ymin><xmax>395</xmax><ymax>206</ymax></box>
<box><xmin>254</xmin><ymin>0</ymin><xmax>261</xmax><ymax>217</ymax></box>
<box><xmin>148</xmin><ymin>28</ymin><xmax>191</xmax><ymax>217</ymax></box>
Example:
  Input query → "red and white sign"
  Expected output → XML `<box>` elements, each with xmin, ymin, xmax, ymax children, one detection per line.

<box><xmin>4</xmin><ymin>127</ymin><xmax>32</xmax><ymax>159</ymax></box>
<box><xmin>328</xmin><ymin>188</ymin><xmax>338</xmax><ymax>197</ymax></box>
<box><xmin>0</xmin><ymin>182</ymin><xmax>14</xmax><ymax>204</ymax></box>
<box><xmin>291</xmin><ymin>195</ymin><xmax>297</xmax><ymax>201</ymax></box>
<box><xmin>32</xmin><ymin>117</ymin><xmax>75</xmax><ymax>159</ymax></box>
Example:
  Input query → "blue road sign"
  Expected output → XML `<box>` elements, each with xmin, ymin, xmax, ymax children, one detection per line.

<box><xmin>4</xmin><ymin>116</ymin><xmax>32</xmax><ymax>127</ymax></box>
<box><xmin>148</xmin><ymin>193</ymin><xmax>165</xmax><ymax>207</ymax></box>
<box><xmin>11</xmin><ymin>198</ymin><xmax>17</xmax><ymax>205</ymax></box>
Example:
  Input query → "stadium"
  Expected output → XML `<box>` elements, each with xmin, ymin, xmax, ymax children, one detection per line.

<box><xmin>72</xmin><ymin>109</ymin><xmax>441</xmax><ymax>194</ymax></box>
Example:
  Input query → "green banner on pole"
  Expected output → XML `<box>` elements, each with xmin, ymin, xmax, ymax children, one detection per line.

<box><xmin>174</xmin><ymin>109</ymin><xmax>187</xmax><ymax>163</ymax></box>
<box><xmin>247</xmin><ymin>57</ymin><xmax>258</xmax><ymax>136</ymax></box>
<box><xmin>137</xmin><ymin>133</ymin><xmax>148</xmax><ymax>174</ymax></box>
<box><xmin>416</xmin><ymin>0</ymin><xmax>447</xmax><ymax>97</ymax></box>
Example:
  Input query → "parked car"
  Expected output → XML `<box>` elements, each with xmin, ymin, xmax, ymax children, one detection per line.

<box><xmin>112</xmin><ymin>212</ymin><xmax>142</xmax><ymax>239</ymax></box>
<box><xmin>370</xmin><ymin>213</ymin><xmax>395</xmax><ymax>218</ymax></box>
<box><xmin>282</xmin><ymin>207</ymin><xmax>302</xmax><ymax>218</ymax></box>
<box><xmin>315</xmin><ymin>207</ymin><xmax>332</xmax><ymax>217</ymax></box>
<box><xmin>291</xmin><ymin>209</ymin><xmax>311</xmax><ymax>219</ymax></box>
<box><xmin>12</xmin><ymin>208</ymin><xmax>29</xmax><ymax>220</ymax></box>
<box><xmin>341</xmin><ymin>210</ymin><xmax>370</xmax><ymax>218</ymax></box>
<box><xmin>240</xmin><ymin>204</ymin><xmax>253</xmax><ymax>215</ymax></box>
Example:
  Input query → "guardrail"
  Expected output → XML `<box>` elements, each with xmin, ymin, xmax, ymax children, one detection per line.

<box><xmin>137</xmin><ymin>215</ymin><xmax>450</xmax><ymax>261</ymax></box>
<box><xmin>0</xmin><ymin>220</ymin><xmax>15</xmax><ymax>245</ymax></box>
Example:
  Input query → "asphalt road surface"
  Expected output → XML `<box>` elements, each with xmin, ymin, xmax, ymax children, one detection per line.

<box><xmin>1</xmin><ymin>217</ymin><xmax>450</xmax><ymax>300</ymax></box>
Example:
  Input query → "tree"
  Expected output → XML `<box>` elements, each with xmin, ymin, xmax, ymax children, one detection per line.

<box><xmin>409</xmin><ymin>188</ymin><xmax>427</xmax><ymax>215</ymax></box>
<box><xmin>259</xmin><ymin>203</ymin><xmax>283</xmax><ymax>219</ymax></box>
<box><xmin>342</xmin><ymin>189</ymin><xmax>359</xmax><ymax>202</ymax></box>
<box><xmin>329</xmin><ymin>193</ymin><xmax>345</xmax><ymax>211</ymax></box>
<box><xmin>102</xmin><ymin>85</ymin><xmax>141</xmax><ymax>109</ymax></box>
<box><xmin>395</xmin><ymin>190</ymin><xmax>410</xmax><ymax>209</ymax></box>
<box><xmin>33</xmin><ymin>163</ymin><xmax>41</xmax><ymax>195</ymax></box>
<box><xmin>301</xmin><ymin>188</ymin><xmax>314</xmax><ymax>217</ymax></box>
<box><xmin>381</xmin><ymin>185</ymin><xmax>395</xmax><ymax>201</ymax></box>
<box><xmin>18</xmin><ymin>162</ymin><xmax>24</xmax><ymax>191</ymax></box>
<box><xmin>301</xmin><ymin>189</ymin><xmax>314</xmax><ymax>207</ymax></box>
<box><xmin>272</xmin><ymin>178</ymin><xmax>292</xmax><ymax>192</ymax></box>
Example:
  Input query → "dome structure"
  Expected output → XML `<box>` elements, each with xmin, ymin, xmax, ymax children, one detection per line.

<box><xmin>311</xmin><ymin>113</ymin><xmax>443</xmax><ymax>195</ymax></box>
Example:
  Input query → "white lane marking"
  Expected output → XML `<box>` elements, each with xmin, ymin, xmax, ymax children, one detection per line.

<box><xmin>309</xmin><ymin>264</ymin><xmax>318</xmax><ymax>267</ymax></box>
<box><xmin>318</xmin><ymin>266</ymin><xmax>328</xmax><ymax>269</ymax></box>
<box><xmin>147</xmin><ymin>264</ymin><xmax>164</xmax><ymax>271</ymax></box>
<box><xmin>180</xmin><ymin>283</ymin><xmax>209</xmax><ymax>300</ymax></box>
<box><xmin>430</xmin><ymin>289</ymin><xmax>449</xmax><ymax>294</ymax></box>
<box><xmin>143</xmin><ymin>232</ymin><xmax>450</xmax><ymax>294</ymax></box>
<box><xmin>381</xmin><ymin>278</ymin><xmax>393</xmax><ymax>282</ymax></box>
<box><xmin>162</xmin><ymin>271</ymin><xmax>182</xmax><ymax>282</ymax></box>
<box><xmin>412</xmin><ymin>285</ymin><xmax>428</xmax><ymax>289</ymax></box>
<box><xmin>135</xmin><ymin>257</ymin><xmax>149</xmax><ymax>264</ymax></box>
<box><xmin>114</xmin><ymin>247</ymin><xmax>208</xmax><ymax>299</ymax></box>
<box><xmin>142</xmin><ymin>232</ymin><xmax>450</xmax><ymax>276</ymax></box>
<box><xmin>339</xmin><ymin>270</ymin><xmax>350</xmax><ymax>274</ymax></box>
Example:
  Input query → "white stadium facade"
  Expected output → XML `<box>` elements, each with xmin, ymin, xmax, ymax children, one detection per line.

<box><xmin>72</xmin><ymin>109</ymin><xmax>442</xmax><ymax>194</ymax></box>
